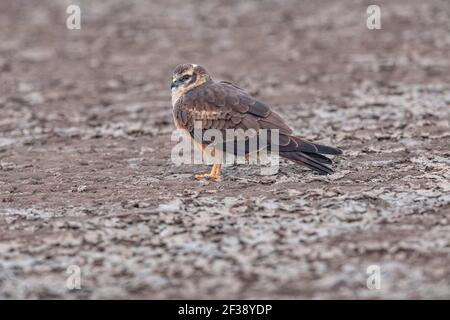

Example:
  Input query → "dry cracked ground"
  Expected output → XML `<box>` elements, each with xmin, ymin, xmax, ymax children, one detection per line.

<box><xmin>0</xmin><ymin>0</ymin><xmax>449</xmax><ymax>299</ymax></box>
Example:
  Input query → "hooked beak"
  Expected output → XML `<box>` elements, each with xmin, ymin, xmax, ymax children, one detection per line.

<box><xmin>171</xmin><ymin>78</ymin><xmax>180</xmax><ymax>89</ymax></box>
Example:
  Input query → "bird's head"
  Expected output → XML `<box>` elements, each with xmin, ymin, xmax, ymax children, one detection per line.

<box><xmin>171</xmin><ymin>63</ymin><xmax>211</xmax><ymax>93</ymax></box>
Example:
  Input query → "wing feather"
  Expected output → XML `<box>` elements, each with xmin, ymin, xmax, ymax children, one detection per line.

<box><xmin>174</xmin><ymin>81</ymin><xmax>291</xmax><ymax>134</ymax></box>
<box><xmin>173</xmin><ymin>80</ymin><xmax>341</xmax><ymax>175</ymax></box>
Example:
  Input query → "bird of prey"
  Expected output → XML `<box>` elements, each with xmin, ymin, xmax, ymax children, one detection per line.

<box><xmin>171</xmin><ymin>63</ymin><xmax>342</xmax><ymax>180</ymax></box>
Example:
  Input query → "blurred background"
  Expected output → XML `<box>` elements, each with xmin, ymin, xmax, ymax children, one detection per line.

<box><xmin>0</xmin><ymin>0</ymin><xmax>449</xmax><ymax>299</ymax></box>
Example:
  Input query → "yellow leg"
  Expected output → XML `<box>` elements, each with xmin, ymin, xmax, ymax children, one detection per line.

<box><xmin>195</xmin><ymin>164</ymin><xmax>222</xmax><ymax>180</ymax></box>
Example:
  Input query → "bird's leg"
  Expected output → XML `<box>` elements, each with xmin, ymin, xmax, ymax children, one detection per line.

<box><xmin>211</xmin><ymin>163</ymin><xmax>222</xmax><ymax>179</ymax></box>
<box><xmin>195</xmin><ymin>164</ymin><xmax>222</xmax><ymax>180</ymax></box>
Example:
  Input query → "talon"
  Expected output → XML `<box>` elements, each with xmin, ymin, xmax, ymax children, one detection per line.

<box><xmin>195</xmin><ymin>173</ymin><xmax>221</xmax><ymax>180</ymax></box>
<box><xmin>195</xmin><ymin>173</ymin><xmax>211</xmax><ymax>180</ymax></box>
<box><xmin>210</xmin><ymin>173</ymin><xmax>221</xmax><ymax>180</ymax></box>
<box><xmin>195</xmin><ymin>164</ymin><xmax>222</xmax><ymax>181</ymax></box>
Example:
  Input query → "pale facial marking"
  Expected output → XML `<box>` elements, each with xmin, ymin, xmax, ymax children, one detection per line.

<box><xmin>171</xmin><ymin>64</ymin><xmax>210</xmax><ymax>106</ymax></box>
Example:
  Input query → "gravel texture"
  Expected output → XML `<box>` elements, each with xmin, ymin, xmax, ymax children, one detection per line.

<box><xmin>0</xmin><ymin>0</ymin><xmax>449</xmax><ymax>299</ymax></box>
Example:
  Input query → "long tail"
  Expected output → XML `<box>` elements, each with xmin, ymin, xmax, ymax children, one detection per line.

<box><xmin>279</xmin><ymin>137</ymin><xmax>342</xmax><ymax>175</ymax></box>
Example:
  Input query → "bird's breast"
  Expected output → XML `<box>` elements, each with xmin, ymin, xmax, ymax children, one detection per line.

<box><xmin>171</xmin><ymin>91</ymin><xmax>181</xmax><ymax>107</ymax></box>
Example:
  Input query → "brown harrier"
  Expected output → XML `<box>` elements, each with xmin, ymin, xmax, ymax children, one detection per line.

<box><xmin>171</xmin><ymin>63</ymin><xmax>342</xmax><ymax>180</ymax></box>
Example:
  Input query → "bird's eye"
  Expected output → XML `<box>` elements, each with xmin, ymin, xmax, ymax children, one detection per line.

<box><xmin>181</xmin><ymin>75</ymin><xmax>191</xmax><ymax>82</ymax></box>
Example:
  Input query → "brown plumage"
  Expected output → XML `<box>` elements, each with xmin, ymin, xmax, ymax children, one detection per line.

<box><xmin>171</xmin><ymin>63</ymin><xmax>342</xmax><ymax>179</ymax></box>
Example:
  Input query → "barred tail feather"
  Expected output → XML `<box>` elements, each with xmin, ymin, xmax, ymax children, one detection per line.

<box><xmin>280</xmin><ymin>151</ymin><xmax>334</xmax><ymax>175</ymax></box>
